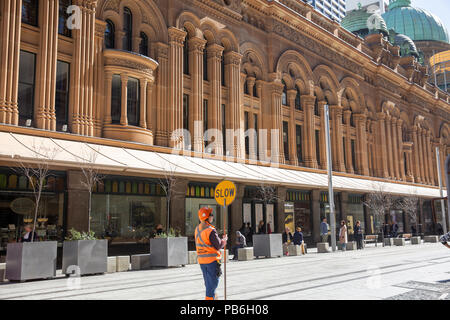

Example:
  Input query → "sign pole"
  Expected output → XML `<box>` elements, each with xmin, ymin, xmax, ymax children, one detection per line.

<box><xmin>223</xmin><ymin>198</ymin><xmax>227</xmax><ymax>301</ymax></box>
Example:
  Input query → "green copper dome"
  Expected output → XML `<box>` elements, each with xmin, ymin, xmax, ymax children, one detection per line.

<box><xmin>341</xmin><ymin>8</ymin><xmax>389</xmax><ymax>37</ymax></box>
<box><xmin>382</xmin><ymin>0</ymin><xmax>449</xmax><ymax>43</ymax></box>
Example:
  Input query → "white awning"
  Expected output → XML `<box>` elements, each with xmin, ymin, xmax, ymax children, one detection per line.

<box><xmin>0</xmin><ymin>132</ymin><xmax>445</xmax><ymax>198</ymax></box>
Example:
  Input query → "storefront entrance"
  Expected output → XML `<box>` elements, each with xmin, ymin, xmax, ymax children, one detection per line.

<box><xmin>284</xmin><ymin>190</ymin><xmax>312</xmax><ymax>244</ymax></box>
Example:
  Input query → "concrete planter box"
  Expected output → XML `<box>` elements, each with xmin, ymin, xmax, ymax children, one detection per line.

<box><xmin>5</xmin><ymin>242</ymin><xmax>57</xmax><ymax>281</ymax></box>
<box><xmin>394</xmin><ymin>238</ymin><xmax>405</xmax><ymax>246</ymax></box>
<box><xmin>384</xmin><ymin>238</ymin><xmax>394</xmax><ymax>246</ymax></box>
<box><xmin>62</xmin><ymin>240</ymin><xmax>107</xmax><ymax>276</ymax></box>
<box><xmin>131</xmin><ymin>254</ymin><xmax>151</xmax><ymax>270</ymax></box>
<box><xmin>188</xmin><ymin>251</ymin><xmax>198</xmax><ymax>265</ymax></box>
<box><xmin>238</xmin><ymin>247</ymin><xmax>254</xmax><ymax>261</ymax></box>
<box><xmin>346</xmin><ymin>241</ymin><xmax>357</xmax><ymax>251</ymax></box>
<box><xmin>150</xmin><ymin>237</ymin><xmax>188</xmax><ymax>267</ymax></box>
<box><xmin>424</xmin><ymin>236</ymin><xmax>439</xmax><ymax>243</ymax></box>
<box><xmin>253</xmin><ymin>234</ymin><xmax>283</xmax><ymax>258</ymax></box>
<box><xmin>107</xmin><ymin>257</ymin><xmax>116</xmax><ymax>273</ymax></box>
<box><xmin>317</xmin><ymin>242</ymin><xmax>330</xmax><ymax>253</ymax></box>
<box><xmin>411</xmin><ymin>237</ymin><xmax>421</xmax><ymax>245</ymax></box>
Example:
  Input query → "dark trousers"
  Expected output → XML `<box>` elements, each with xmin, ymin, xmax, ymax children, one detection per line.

<box><xmin>200</xmin><ymin>261</ymin><xmax>220</xmax><ymax>299</ymax></box>
<box><xmin>356</xmin><ymin>236</ymin><xmax>363</xmax><ymax>249</ymax></box>
<box><xmin>232</xmin><ymin>244</ymin><xmax>244</xmax><ymax>260</ymax></box>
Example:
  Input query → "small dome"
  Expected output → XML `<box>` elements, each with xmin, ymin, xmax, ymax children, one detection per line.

<box><xmin>382</xmin><ymin>0</ymin><xmax>449</xmax><ymax>43</ymax></box>
<box><xmin>394</xmin><ymin>33</ymin><xmax>420</xmax><ymax>58</ymax></box>
<box><xmin>342</xmin><ymin>8</ymin><xmax>389</xmax><ymax>37</ymax></box>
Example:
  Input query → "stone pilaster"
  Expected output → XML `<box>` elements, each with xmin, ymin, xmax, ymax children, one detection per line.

<box><xmin>355</xmin><ymin>113</ymin><xmax>369</xmax><ymax>176</ymax></box>
<box><xmin>397</xmin><ymin>119</ymin><xmax>406</xmax><ymax>181</ymax></box>
<box><xmin>167</xmin><ymin>28</ymin><xmax>186</xmax><ymax>148</ymax></box>
<box><xmin>302</xmin><ymin>95</ymin><xmax>318</xmax><ymax>168</ymax></box>
<box><xmin>35</xmin><ymin>0</ymin><xmax>59</xmax><ymax>131</ymax></box>
<box><xmin>207</xmin><ymin>44</ymin><xmax>224</xmax><ymax>155</ymax></box>
<box><xmin>93</xmin><ymin>19</ymin><xmax>106</xmax><ymax>137</ymax></box>
<box><xmin>139</xmin><ymin>79</ymin><xmax>148</xmax><ymax>129</ymax></box>
<box><xmin>269</xmin><ymin>80</ymin><xmax>285</xmax><ymax>164</ymax></box>
<box><xmin>412</xmin><ymin>126</ymin><xmax>421</xmax><ymax>183</ymax></box>
<box><xmin>146</xmin><ymin>79</ymin><xmax>155</xmax><ymax>133</ymax></box>
<box><xmin>377</xmin><ymin>113</ymin><xmax>389</xmax><ymax>178</ymax></box>
<box><xmin>0</xmin><ymin>0</ymin><xmax>22</xmax><ymax>125</ymax></box>
<box><xmin>391</xmin><ymin>118</ymin><xmax>399</xmax><ymax>180</ymax></box>
<box><xmin>188</xmin><ymin>37</ymin><xmax>207</xmax><ymax>153</ymax></box>
<box><xmin>344</xmin><ymin>110</ymin><xmax>353</xmax><ymax>174</ymax></box>
<box><xmin>155</xmin><ymin>42</ymin><xmax>169</xmax><ymax>146</ymax></box>
<box><xmin>287</xmin><ymin>89</ymin><xmax>298</xmax><ymax>165</ymax></box>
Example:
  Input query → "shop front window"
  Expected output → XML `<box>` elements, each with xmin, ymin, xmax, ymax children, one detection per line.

<box><xmin>346</xmin><ymin>194</ymin><xmax>365</xmax><ymax>236</ymax></box>
<box><xmin>285</xmin><ymin>190</ymin><xmax>312</xmax><ymax>237</ymax></box>
<box><xmin>0</xmin><ymin>171</ymin><xmax>66</xmax><ymax>253</ymax></box>
<box><xmin>320</xmin><ymin>192</ymin><xmax>341</xmax><ymax>235</ymax></box>
<box><xmin>185</xmin><ymin>183</ymin><xmax>224</xmax><ymax>236</ymax></box>
<box><xmin>91</xmin><ymin>178</ymin><xmax>166</xmax><ymax>244</ymax></box>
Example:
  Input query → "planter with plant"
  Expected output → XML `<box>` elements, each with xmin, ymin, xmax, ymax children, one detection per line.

<box><xmin>150</xmin><ymin>228</ymin><xmax>188</xmax><ymax>267</ymax></box>
<box><xmin>62</xmin><ymin>229</ymin><xmax>107</xmax><ymax>276</ymax></box>
<box><xmin>6</xmin><ymin>145</ymin><xmax>58</xmax><ymax>282</ymax></box>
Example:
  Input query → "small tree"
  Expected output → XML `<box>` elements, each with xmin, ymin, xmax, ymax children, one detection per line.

<box><xmin>14</xmin><ymin>143</ymin><xmax>58</xmax><ymax>243</ymax></box>
<box><xmin>254</xmin><ymin>181</ymin><xmax>280</xmax><ymax>234</ymax></box>
<box><xmin>398</xmin><ymin>194</ymin><xmax>419</xmax><ymax>236</ymax></box>
<box><xmin>363</xmin><ymin>184</ymin><xmax>394</xmax><ymax>246</ymax></box>
<box><xmin>79</xmin><ymin>148</ymin><xmax>103</xmax><ymax>233</ymax></box>
<box><xmin>158</xmin><ymin>161</ymin><xmax>180</xmax><ymax>235</ymax></box>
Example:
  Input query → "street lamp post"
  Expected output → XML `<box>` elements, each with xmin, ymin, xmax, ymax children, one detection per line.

<box><xmin>324</xmin><ymin>104</ymin><xmax>337</xmax><ymax>252</ymax></box>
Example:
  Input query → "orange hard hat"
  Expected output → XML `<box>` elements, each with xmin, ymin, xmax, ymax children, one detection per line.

<box><xmin>198</xmin><ymin>207</ymin><xmax>213</xmax><ymax>221</ymax></box>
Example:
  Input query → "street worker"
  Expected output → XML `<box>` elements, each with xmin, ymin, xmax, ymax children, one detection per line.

<box><xmin>440</xmin><ymin>231</ymin><xmax>450</xmax><ymax>249</ymax></box>
<box><xmin>195</xmin><ymin>207</ymin><xmax>228</xmax><ymax>300</ymax></box>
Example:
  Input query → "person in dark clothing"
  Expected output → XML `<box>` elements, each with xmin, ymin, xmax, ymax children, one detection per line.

<box><xmin>392</xmin><ymin>222</ymin><xmax>399</xmax><ymax>238</ymax></box>
<box><xmin>20</xmin><ymin>224</ymin><xmax>39</xmax><ymax>242</ymax></box>
<box><xmin>231</xmin><ymin>231</ymin><xmax>246</xmax><ymax>260</ymax></box>
<box><xmin>383</xmin><ymin>223</ymin><xmax>390</xmax><ymax>237</ymax></box>
<box><xmin>246</xmin><ymin>223</ymin><xmax>253</xmax><ymax>246</ymax></box>
<box><xmin>354</xmin><ymin>220</ymin><xmax>363</xmax><ymax>250</ymax></box>
<box><xmin>411</xmin><ymin>224</ymin><xmax>417</xmax><ymax>236</ymax></box>
<box><xmin>258</xmin><ymin>220</ymin><xmax>266</xmax><ymax>234</ymax></box>
<box><xmin>282</xmin><ymin>227</ymin><xmax>293</xmax><ymax>244</ymax></box>
<box><xmin>293</xmin><ymin>227</ymin><xmax>304</xmax><ymax>246</ymax></box>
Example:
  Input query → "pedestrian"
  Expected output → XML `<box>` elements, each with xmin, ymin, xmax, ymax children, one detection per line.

<box><xmin>195</xmin><ymin>207</ymin><xmax>228</xmax><ymax>300</ymax></box>
<box><xmin>282</xmin><ymin>227</ymin><xmax>293</xmax><ymax>244</ymax></box>
<box><xmin>440</xmin><ymin>231</ymin><xmax>450</xmax><ymax>249</ymax></box>
<box><xmin>20</xmin><ymin>224</ymin><xmax>38</xmax><ymax>242</ymax></box>
<box><xmin>293</xmin><ymin>226</ymin><xmax>307</xmax><ymax>254</ymax></box>
<box><xmin>258</xmin><ymin>220</ymin><xmax>266</xmax><ymax>234</ymax></box>
<box><xmin>231</xmin><ymin>231</ymin><xmax>246</xmax><ymax>260</ymax></box>
<box><xmin>154</xmin><ymin>224</ymin><xmax>164</xmax><ymax>237</ymax></box>
<box><xmin>392</xmin><ymin>222</ymin><xmax>399</xmax><ymax>238</ymax></box>
<box><xmin>411</xmin><ymin>224</ymin><xmax>417</xmax><ymax>237</ymax></box>
<box><xmin>246</xmin><ymin>222</ymin><xmax>253</xmax><ymax>246</ymax></box>
<box><xmin>437</xmin><ymin>223</ymin><xmax>444</xmax><ymax>235</ymax></box>
<box><xmin>239</xmin><ymin>223</ymin><xmax>246</xmax><ymax>235</ymax></box>
<box><xmin>354</xmin><ymin>220</ymin><xmax>363</xmax><ymax>250</ymax></box>
<box><xmin>267</xmin><ymin>223</ymin><xmax>272</xmax><ymax>234</ymax></box>
<box><xmin>320</xmin><ymin>217</ymin><xmax>329</xmax><ymax>243</ymax></box>
<box><xmin>339</xmin><ymin>220</ymin><xmax>348</xmax><ymax>251</ymax></box>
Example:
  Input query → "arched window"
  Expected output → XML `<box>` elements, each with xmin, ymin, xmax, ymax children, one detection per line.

<box><xmin>295</xmin><ymin>88</ymin><xmax>301</xmax><ymax>110</ymax></box>
<box><xmin>105</xmin><ymin>20</ymin><xmax>115</xmax><ymax>49</ymax></box>
<box><xmin>22</xmin><ymin>0</ymin><xmax>39</xmax><ymax>26</ymax></box>
<box><xmin>183</xmin><ymin>32</ymin><xmax>189</xmax><ymax>75</ymax></box>
<box><xmin>139</xmin><ymin>32</ymin><xmax>149</xmax><ymax>56</ymax></box>
<box><xmin>282</xmin><ymin>80</ymin><xmax>287</xmax><ymax>106</ymax></box>
<box><xmin>123</xmin><ymin>7</ymin><xmax>133</xmax><ymax>51</ymax></box>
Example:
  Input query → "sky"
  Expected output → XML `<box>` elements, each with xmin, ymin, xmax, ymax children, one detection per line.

<box><xmin>412</xmin><ymin>0</ymin><xmax>450</xmax><ymax>36</ymax></box>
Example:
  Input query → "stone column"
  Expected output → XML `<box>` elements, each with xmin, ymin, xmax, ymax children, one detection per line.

<box><xmin>269</xmin><ymin>80</ymin><xmax>285</xmax><ymax>164</ymax></box>
<box><xmin>331</xmin><ymin>105</ymin><xmax>345</xmax><ymax>172</ymax></box>
<box><xmin>397</xmin><ymin>119</ymin><xmax>406</xmax><ymax>181</ymax></box>
<box><xmin>248</xmin><ymin>113</ymin><xmax>257</xmax><ymax>161</ymax></box>
<box><xmin>69</xmin><ymin>0</ymin><xmax>97</xmax><ymax>136</ymax></box>
<box><xmin>93</xmin><ymin>19</ymin><xmax>106</xmax><ymax>137</ymax></box>
<box><xmin>155</xmin><ymin>42</ymin><xmax>169</xmax><ymax>146</ymax></box>
<box><xmin>391</xmin><ymin>118</ymin><xmax>399</xmax><ymax>180</ymax></box>
<box><xmin>207</xmin><ymin>44</ymin><xmax>224</xmax><ymax>155</ymax></box>
<box><xmin>35</xmin><ymin>0</ymin><xmax>59</xmax><ymax>131</ymax></box>
<box><xmin>344</xmin><ymin>110</ymin><xmax>353</xmax><ymax>174</ymax></box>
<box><xmin>0</xmin><ymin>0</ymin><xmax>22</xmax><ymax>125</ymax></box>
<box><xmin>146</xmin><ymin>79</ymin><xmax>155</xmax><ymax>135</ymax></box>
<box><xmin>224</xmin><ymin>51</ymin><xmax>244</xmax><ymax>159</ymax></box>
<box><xmin>188</xmin><ymin>37</ymin><xmax>206</xmax><ymax>153</ymax></box>
<box><xmin>385</xmin><ymin>115</ymin><xmax>394</xmax><ymax>179</ymax></box>
<box><xmin>287</xmin><ymin>90</ymin><xmax>298</xmax><ymax>165</ymax></box>
<box><xmin>355</xmin><ymin>113</ymin><xmax>369</xmax><ymax>176</ymax></box>
<box><xmin>412</xmin><ymin>126</ymin><xmax>422</xmax><ymax>183</ymax></box>
<box><xmin>120</xmin><ymin>74</ymin><xmax>128</xmax><ymax>126</ymax></box>
<box><xmin>139</xmin><ymin>79</ymin><xmax>148</xmax><ymax>129</ymax></box>
<box><xmin>377</xmin><ymin>113</ymin><xmax>389</xmax><ymax>178</ymax></box>
<box><xmin>318</xmin><ymin>101</ymin><xmax>327</xmax><ymax>169</ymax></box>
<box><xmin>426</xmin><ymin>131</ymin><xmax>435</xmax><ymax>185</ymax></box>
<box><xmin>418</xmin><ymin>128</ymin><xmax>427</xmax><ymax>184</ymax></box>
<box><xmin>103</xmin><ymin>72</ymin><xmax>113</xmax><ymax>125</ymax></box>
<box><xmin>302</xmin><ymin>95</ymin><xmax>318</xmax><ymax>169</ymax></box>
<box><xmin>167</xmin><ymin>28</ymin><xmax>186</xmax><ymax>148</ymax></box>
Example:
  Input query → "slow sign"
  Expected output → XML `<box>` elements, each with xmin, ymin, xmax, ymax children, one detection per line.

<box><xmin>214</xmin><ymin>180</ymin><xmax>237</xmax><ymax>207</ymax></box>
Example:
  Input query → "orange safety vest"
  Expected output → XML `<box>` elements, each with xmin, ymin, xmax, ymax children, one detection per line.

<box><xmin>195</xmin><ymin>224</ymin><xmax>221</xmax><ymax>264</ymax></box>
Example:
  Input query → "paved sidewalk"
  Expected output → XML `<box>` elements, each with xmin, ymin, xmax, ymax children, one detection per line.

<box><xmin>0</xmin><ymin>243</ymin><xmax>449</xmax><ymax>300</ymax></box>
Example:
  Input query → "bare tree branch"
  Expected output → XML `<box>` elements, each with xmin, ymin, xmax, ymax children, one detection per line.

<box><xmin>397</xmin><ymin>192</ymin><xmax>419</xmax><ymax>235</ymax></box>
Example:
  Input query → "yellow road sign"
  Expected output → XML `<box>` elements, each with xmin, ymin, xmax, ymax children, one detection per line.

<box><xmin>214</xmin><ymin>180</ymin><xmax>237</xmax><ymax>207</ymax></box>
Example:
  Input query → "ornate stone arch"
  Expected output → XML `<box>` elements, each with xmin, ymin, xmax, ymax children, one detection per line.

<box><xmin>276</xmin><ymin>50</ymin><xmax>313</xmax><ymax>95</ymax></box>
<box><xmin>313</xmin><ymin>65</ymin><xmax>340</xmax><ymax>105</ymax></box>
<box><xmin>439</xmin><ymin>123</ymin><xmax>450</xmax><ymax>145</ymax></box>
<box><xmin>176</xmin><ymin>11</ymin><xmax>202</xmax><ymax>39</ymax></box>
<box><xmin>218</xmin><ymin>29</ymin><xmax>239</xmax><ymax>53</ymax></box>
<box><xmin>240</xmin><ymin>42</ymin><xmax>267</xmax><ymax>81</ymax></box>
<box><xmin>339</xmin><ymin>77</ymin><xmax>365</xmax><ymax>114</ymax></box>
